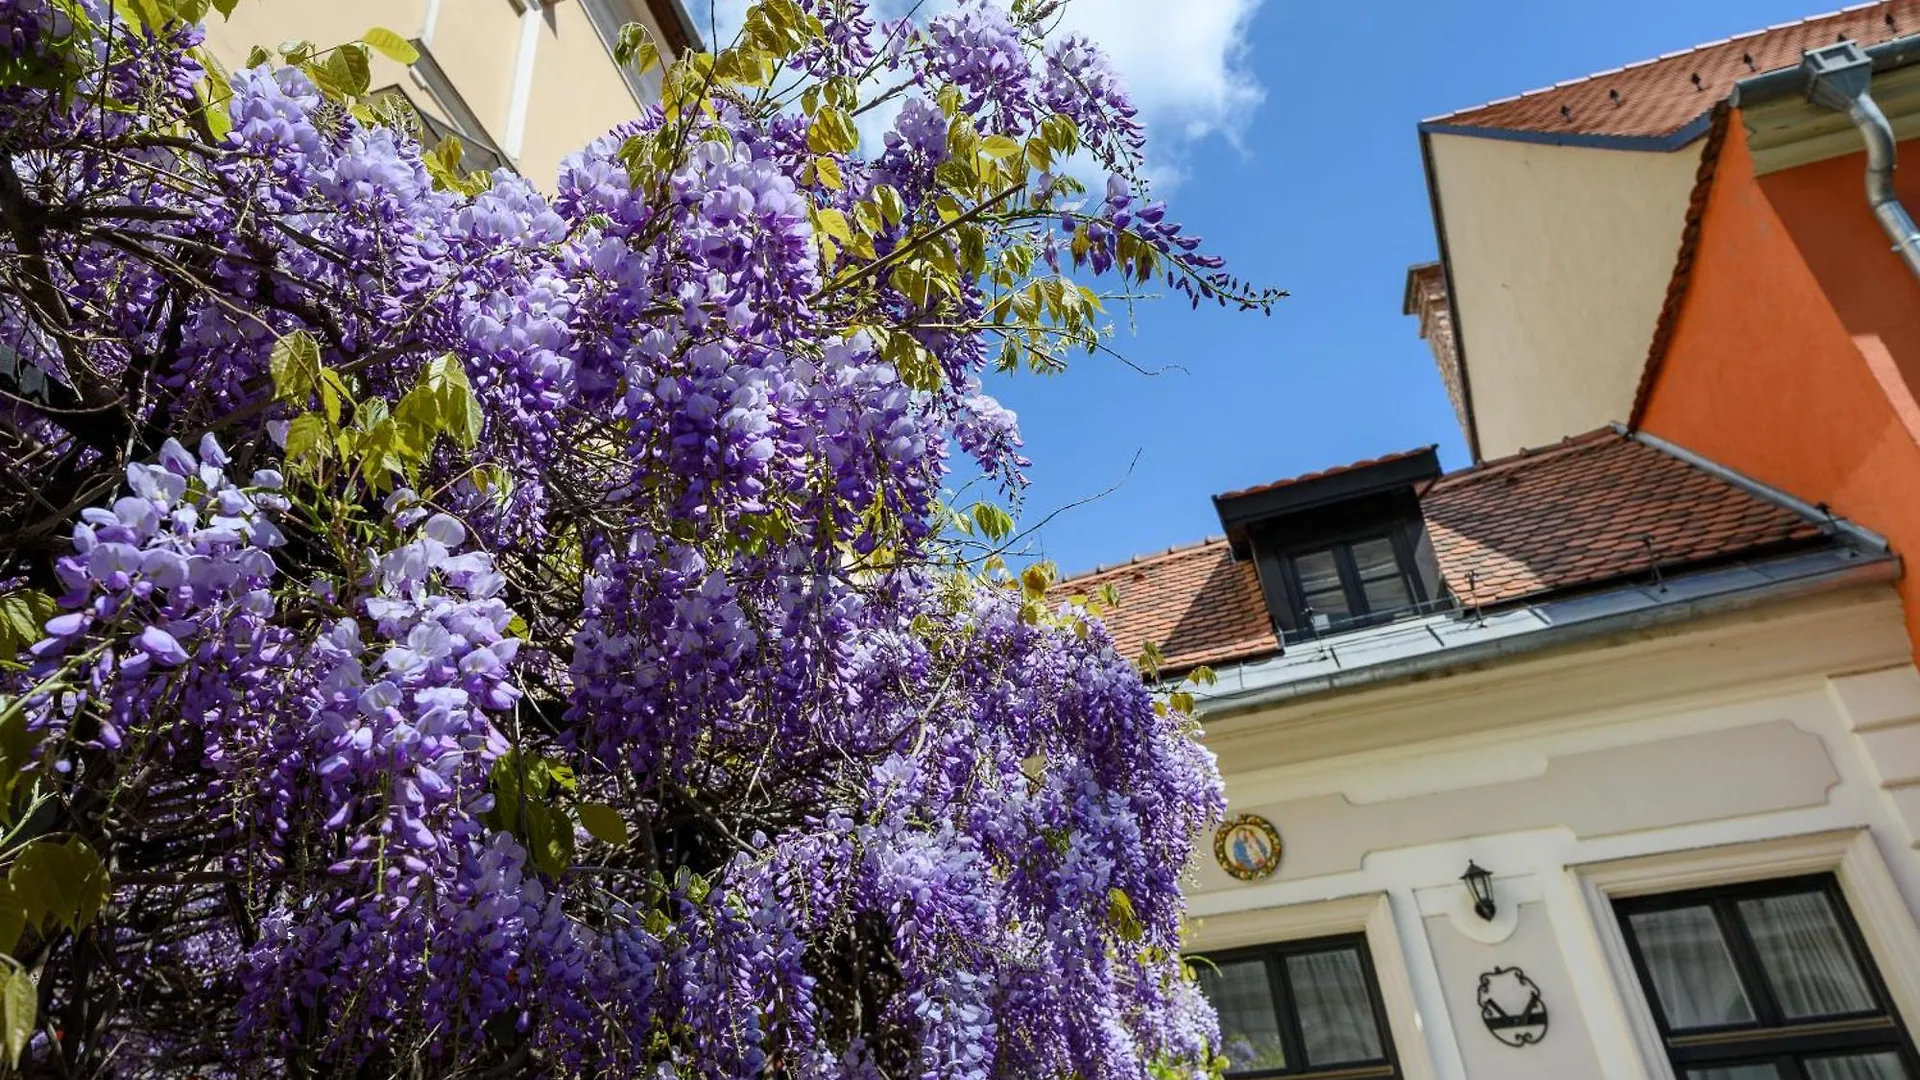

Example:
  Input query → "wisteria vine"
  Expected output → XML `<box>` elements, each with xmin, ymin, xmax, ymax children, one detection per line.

<box><xmin>0</xmin><ymin>0</ymin><xmax>1277</xmax><ymax>1075</ymax></box>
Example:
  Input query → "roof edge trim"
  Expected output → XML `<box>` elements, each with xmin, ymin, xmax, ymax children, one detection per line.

<box><xmin>1193</xmin><ymin>551</ymin><xmax>1899</xmax><ymax>715</ymax></box>
<box><xmin>1418</xmin><ymin>130</ymin><xmax>1483</xmax><ymax>462</ymax></box>
<box><xmin>1418</xmin><ymin>111</ymin><xmax>1716</xmax><ymax>152</ymax></box>
<box><xmin>1622</xmin><ymin>425</ymin><xmax>1894</xmax><ymax>552</ymax></box>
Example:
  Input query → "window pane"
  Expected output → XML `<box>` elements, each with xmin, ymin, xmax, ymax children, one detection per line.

<box><xmin>1804</xmin><ymin>1052</ymin><xmax>1911</xmax><ymax>1080</ymax></box>
<box><xmin>1361</xmin><ymin>573</ymin><xmax>1413</xmax><ymax>614</ymax></box>
<box><xmin>1351</xmin><ymin>537</ymin><xmax>1400</xmax><ymax>579</ymax></box>
<box><xmin>1195</xmin><ymin>960</ymin><xmax>1286</xmax><ymax>1073</ymax></box>
<box><xmin>1294</xmin><ymin>549</ymin><xmax>1350</xmax><ymax>620</ymax></box>
<box><xmin>1737</xmin><ymin>892</ymin><xmax>1877</xmax><ymax>1020</ymax></box>
<box><xmin>1688</xmin><ymin>1067</ymin><xmax>1782</xmax><ymax>1080</ymax></box>
<box><xmin>1285</xmin><ymin>948</ymin><xmax>1385</xmax><ymax>1066</ymax></box>
<box><xmin>1627</xmin><ymin>906</ymin><xmax>1756</xmax><ymax>1030</ymax></box>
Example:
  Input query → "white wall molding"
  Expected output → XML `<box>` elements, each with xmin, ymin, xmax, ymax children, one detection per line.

<box><xmin>1206</xmin><ymin>587</ymin><xmax>1906</xmax><ymax>772</ymax></box>
<box><xmin>1571</xmin><ymin>829</ymin><xmax>1920</xmax><ymax>1080</ymax></box>
<box><xmin>503</xmin><ymin>0</ymin><xmax>544</xmax><ymax>160</ymax></box>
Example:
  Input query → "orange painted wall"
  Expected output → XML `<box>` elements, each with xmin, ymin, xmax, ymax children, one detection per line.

<box><xmin>1637</xmin><ymin>118</ymin><xmax>1920</xmax><ymax>658</ymax></box>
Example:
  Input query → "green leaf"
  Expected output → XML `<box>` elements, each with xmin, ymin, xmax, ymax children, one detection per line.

<box><xmin>284</xmin><ymin>413</ymin><xmax>332</xmax><ymax>468</ymax></box>
<box><xmin>483</xmin><ymin>753</ymin><xmax>576</xmax><ymax>878</ymax></box>
<box><xmin>970</xmin><ymin>502</ymin><xmax>1013</xmax><ymax>543</ymax></box>
<box><xmin>0</xmin><ymin>591</ymin><xmax>57</xmax><ymax>662</ymax></box>
<box><xmin>0</xmin><ymin>968</ymin><xmax>32</xmax><ymax>1068</ymax></box>
<box><xmin>813</xmin><ymin>208</ymin><xmax>853</xmax><ymax>247</ymax></box>
<box><xmin>243</xmin><ymin>45</ymin><xmax>272</xmax><ymax>68</ymax></box>
<box><xmin>814</xmin><ymin>155</ymin><xmax>843</xmax><ymax>191</ymax></box>
<box><xmin>1020</xmin><ymin>562</ymin><xmax>1054</xmax><ymax>602</ymax></box>
<box><xmin>277</xmin><ymin>39</ymin><xmax>316</xmax><ymax>64</ymax></box>
<box><xmin>614</xmin><ymin>22</ymin><xmax>660</xmax><ymax>74</ymax></box>
<box><xmin>120</xmin><ymin>0</ymin><xmax>169</xmax><ymax>31</ymax></box>
<box><xmin>0</xmin><ymin>893</ymin><xmax>24</xmax><ymax>957</ymax></box>
<box><xmin>1025</xmin><ymin>136</ymin><xmax>1052</xmax><ymax>173</ymax></box>
<box><xmin>211</xmin><ymin>0</ymin><xmax>239</xmax><ymax>16</ymax></box>
<box><xmin>268</xmin><ymin>329</ymin><xmax>321</xmax><ymax>403</ymax></box>
<box><xmin>578</xmin><ymin>803</ymin><xmax>629</xmax><ymax>848</ymax></box>
<box><xmin>8</xmin><ymin>837</ymin><xmax>108</xmax><ymax>934</ymax></box>
<box><xmin>360</xmin><ymin>26</ymin><xmax>418</xmax><ymax>65</ymax></box>
<box><xmin>63</xmin><ymin>840</ymin><xmax>107</xmax><ymax>931</ymax></box>
<box><xmin>325</xmin><ymin>43</ymin><xmax>371</xmax><ymax>96</ymax></box>
<box><xmin>317</xmin><ymin>368</ymin><xmax>349</xmax><ymax>426</ymax></box>
<box><xmin>978</xmin><ymin>134</ymin><xmax>1021</xmax><ymax>161</ymax></box>
<box><xmin>806</xmin><ymin>107</ymin><xmax>858</xmax><ymax>155</ymax></box>
<box><xmin>197</xmin><ymin>49</ymin><xmax>234</xmax><ymax>140</ymax></box>
<box><xmin>1107</xmin><ymin>887</ymin><xmax>1143</xmax><ymax>943</ymax></box>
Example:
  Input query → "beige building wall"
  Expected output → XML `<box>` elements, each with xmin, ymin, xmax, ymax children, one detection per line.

<box><xmin>520</xmin><ymin>1</ymin><xmax>667</xmax><ymax>187</ymax></box>
<box><xmin>1427</xmin><ymin>133</ymin><xmax>1703</xmax><ymax>459</ymax></box>
<box><xmin>204</xmin><ymin>0</ymin><xmax>686</xmax><ymax>190</ymax></box>
<box><xmin>1187</xmin><ymin>583</ymin><xmax>1920</xmax><ymax>1080</ymax></box>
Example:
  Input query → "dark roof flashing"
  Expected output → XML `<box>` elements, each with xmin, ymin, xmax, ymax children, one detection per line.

<box><xmin>1213</xmin><ymin>447</ymin><xmax>1440</xmax><ymax>557</ymax></box>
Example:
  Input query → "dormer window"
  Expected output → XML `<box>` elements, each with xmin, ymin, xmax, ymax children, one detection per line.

<box><xmin>1291</xmin><ymin>535</ymin><xmax>1419</xmax><ymax>632</ymax></box>
<box><xmin>1214</xmin><ymin>447</ymin><xmax>1446</xmax><ymax>645</ymax></box>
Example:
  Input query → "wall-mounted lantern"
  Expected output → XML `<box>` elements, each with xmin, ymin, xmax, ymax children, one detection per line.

<box><xmin>1462</xmin><ymin>860</ymin><xmax>1497</xmax><ymax>922</ymax></box>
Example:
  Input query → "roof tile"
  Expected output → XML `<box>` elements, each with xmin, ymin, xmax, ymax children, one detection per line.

<box><xmin>1055</xmin><ymin>430</ymin><xmax>1825</xmax><ymax>673</ymax></box>
<box><xmin>1428</xmin><ymin>1</ymin><xmax>1920</xmax><ymax>139</ymax></box>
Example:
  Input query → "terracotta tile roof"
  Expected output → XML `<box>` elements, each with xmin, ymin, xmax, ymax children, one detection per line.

<box><xmin>1215</xmin><ymin>446</ymin><xmax>1437</xmax><ymax>501</ymax></box>
<box><xmin>1056</xmin><ymin>429</ymin><xmax>1827</xmax><ymax>673</ymax></box>
<box><xmin>1426</xmin><ymin>1</ymin><xmax>1920</xmax><ymax>141</ymax></box>
<box><xmin>1055</xmin><ymin>538</ymin><xmax>1277</xmax><ymax>673</ymax></box>
<box><xmin>1423</xmin><ymin>428</ymin><xmax>1821</xmax><ymax>607</ymax></box>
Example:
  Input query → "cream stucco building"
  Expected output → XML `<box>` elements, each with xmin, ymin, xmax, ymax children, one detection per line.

<box><xmin>203</xmin><ymin>0</ymin><xmax>703</xmax><ymax>190</ymax></box>
<box><xmin>1061</xmin><ymin>422</ymin><xmax>1920</xmax><ymax>1080</ymax></box>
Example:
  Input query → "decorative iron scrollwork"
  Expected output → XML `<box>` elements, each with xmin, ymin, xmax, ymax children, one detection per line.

<box><xmin>1476</xmin><ymin>966</ymin><xmax>1548</xmax><ymax>1047</ymax></box>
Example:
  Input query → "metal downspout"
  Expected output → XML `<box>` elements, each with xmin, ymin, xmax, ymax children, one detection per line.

<box><xmin>1801</xmin><ymin>41</ymin><xmax>1920</xmax><ymax>282</ymax></box>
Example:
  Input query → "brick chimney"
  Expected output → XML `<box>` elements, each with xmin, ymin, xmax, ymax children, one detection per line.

<box><xmin>1403</xmin><ymin>262</ymin><xmax>1470</xmax><ymax>443</ymax></box>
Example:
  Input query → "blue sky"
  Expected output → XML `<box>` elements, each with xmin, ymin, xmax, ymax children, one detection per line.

<box><xmin>963</xmin><ymin>0</ymin><xmax>1841</xmax><ymax>577</ymax></box>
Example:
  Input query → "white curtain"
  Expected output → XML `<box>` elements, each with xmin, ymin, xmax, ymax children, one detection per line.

<box><xmin>1197</xmin><ymin>960</ymin><xmax>1285</xmax><ymax>1073</ymax></box>
<box><xmin>1630</xmin><ymin>906</ymin><xmax>1755</xmax><ymax>1029</ymax></box>
<box><xmin>1286</xmin><ymin>949</ymin><xmax>1383</xmax><ymax>1066</ymax></box>
<box><xmin>1803</xmin><ymin>1052</ymin><xmax>1909</xmax><ymax>1080</ymax></box>
<box><xmin>1737</xmin><ymin>893</ymin><xmax>1874</xmax><ymax>1020</ymax></box>
<box><xmin>1689</xmin><ymin>1066</ymin><xmax>1780</xmax><ymax>1080</ymax></box>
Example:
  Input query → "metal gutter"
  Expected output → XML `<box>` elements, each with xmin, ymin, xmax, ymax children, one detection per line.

<box><xmin>1731</xmin><ymin>34</ymin><xmax>1920</xmax><ymax>283</ymax></box>
<box><xmin>1730</xmin><ymin>32</ymin><xmax>1920</xmax><ymax>109</ymax></box>
<box><xmin>1196</xmin><ymin>552</ymin><xmax>1899</xmax><ymax>720</ymax></box>
<box><xmin>1621</xmin><ymin>425</ymin><xmax>1893</xmax><ymax>552</ymax></box>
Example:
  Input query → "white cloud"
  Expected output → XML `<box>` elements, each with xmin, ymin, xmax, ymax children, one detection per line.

<box><xmin>1046</xmin><ymin>0</ymin><xmax>1265</xmax><ymax>168</ymax></box>
<box><xmin>692</xmin><ymin>0</ymin><xmax>1266</xmax><ymax>187</ymax></box>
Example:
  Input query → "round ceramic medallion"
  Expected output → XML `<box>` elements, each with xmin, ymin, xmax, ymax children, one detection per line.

<box><xmin>1213</xmin><ymin>814</ymin><xmax>1282</xmax><ymax>881</ymax></box>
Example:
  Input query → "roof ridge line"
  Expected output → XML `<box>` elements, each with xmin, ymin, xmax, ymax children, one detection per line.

<box><xmin>1430</xmin><ymin>427</ymin><xmax>1620</xmax><ymax>489</ymax></box>
<box><xmin>1214</xmin><ymin>444</ymin><xmax>1439</xmax><ymax>502</ymax></box>
<box><xmin>1421</xmin><ymin>0</ymin><xmax>1892</xmax><ymax>126</ymax></box>
<box><xmin>1055</xmin><ymin>534</ymin><xmax>1229</xmax><ymax>587</ymax></box>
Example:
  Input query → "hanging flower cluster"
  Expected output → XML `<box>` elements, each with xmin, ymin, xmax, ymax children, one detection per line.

<box><xmin>0</xmin><ymin>0</ymin><xmax>1277</xmax><ymax>1074</ymax></box>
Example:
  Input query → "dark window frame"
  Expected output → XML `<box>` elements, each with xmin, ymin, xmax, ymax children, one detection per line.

<box><xmin>1281</xmin><ymin>526</ymin><xmax>1427</xmax><ymax>637</ymax></box>
<box><xmin>1189</xmin><ymin>933</ymin><xmax>1401</xmax><ymax>1080</ymax></box>
<box><xmin>1614</xmin><ymin>873</ymin><xmax>1920</xmax><ymax>1079</ymax></box>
